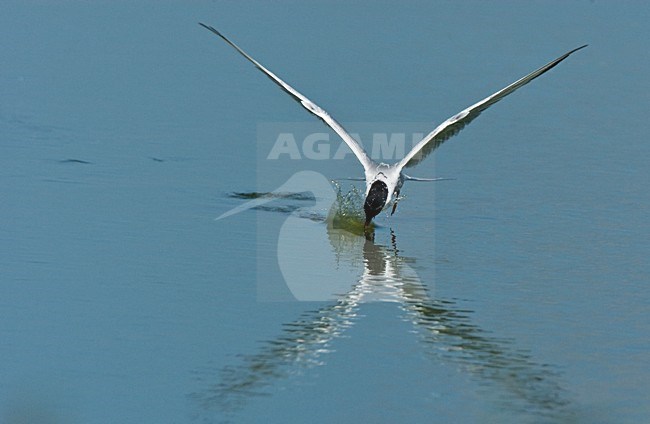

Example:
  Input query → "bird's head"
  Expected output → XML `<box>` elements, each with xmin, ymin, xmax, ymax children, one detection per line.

<box><xmin>364</xmin><ymin>180</ymin><xmax>389</xmax><ymax>226</ymax></box>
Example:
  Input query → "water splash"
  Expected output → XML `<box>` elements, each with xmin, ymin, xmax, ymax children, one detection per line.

<box><xmin>328</xmin><ymin>181</ymin><xmax>367</xmax><ymax>234</ymax></box>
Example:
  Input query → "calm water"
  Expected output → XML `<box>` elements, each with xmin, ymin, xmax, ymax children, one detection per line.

<box><xmin>2</xmin><ymin>1</ymin><xmax>649</xmax><ymax>423</ymax></box>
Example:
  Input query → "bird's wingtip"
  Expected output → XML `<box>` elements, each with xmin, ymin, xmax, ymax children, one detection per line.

<box><xmin>198</xmin><ymin>22</ymin><xmax>221</xmax><ymax>36</ymax></box>
<box><xmin>573</xmin><ymin>44</ymin><xmax>589</xmax><ymax>53</ymax></box>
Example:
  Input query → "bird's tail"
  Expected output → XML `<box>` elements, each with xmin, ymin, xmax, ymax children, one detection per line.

<box><xmin>404</xmin><ymin>175</ymin><xmax>455</xmax><ymax>182</ymax></box>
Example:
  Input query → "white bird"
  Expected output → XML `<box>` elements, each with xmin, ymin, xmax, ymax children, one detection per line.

<box><xmin>200</xmin><ymin>23</ymin><xmax>586</xmax><ymax>227</ymax></box>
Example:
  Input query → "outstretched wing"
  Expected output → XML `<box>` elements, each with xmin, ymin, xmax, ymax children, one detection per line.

<box><xmin>399</xmin><ymin>45</ymin><xmax>587</xmax><ymax>169</ymax></box>
<box><xmin>199</xmin><ymin>23</ymin><xmax>374</xmax><ymax>172</ymax></box>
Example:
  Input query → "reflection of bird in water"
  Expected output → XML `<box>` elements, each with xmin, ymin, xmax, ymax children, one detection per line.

<box><xmin>217</xmin><ymin>170</ymin><xmax>364</xmax><ymax>301</ymax></box>
<box><xmin>200</xmin><ymin>22</ymin><xmax>586</xmax><ymax>227</ymax></box>
<box><xmin>194</xmin><ymin>208</ymin><xmax>572</xmax><ymax>421</ymax></box>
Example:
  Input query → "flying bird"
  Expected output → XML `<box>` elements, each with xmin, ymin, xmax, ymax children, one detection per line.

<box><xmin>199</xmin><ymin>22</ymin><xmax>586</xmax><ymax>227</ymax></box>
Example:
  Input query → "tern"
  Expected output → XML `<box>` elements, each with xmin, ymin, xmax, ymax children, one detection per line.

<box><xmin>200</xmin><ymin>23</ymin><xmax>586</xmax><ymax>227</ymax></box>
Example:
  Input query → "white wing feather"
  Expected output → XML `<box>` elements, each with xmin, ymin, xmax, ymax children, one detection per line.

<box><xmin>398</xmin><ymin>45</ymin><xmax>587</xmax><ymax>169</ymax></box>
<box><xmin>200</xmin><ymin>23</ymin><xmax>375</xmax><ymax>172</ymax></box>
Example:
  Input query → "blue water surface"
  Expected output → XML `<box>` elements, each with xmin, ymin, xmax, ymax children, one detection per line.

<box><xmin>1</xmin><ymin>1</ymin><xmax>649</xmax><ymax>423</ymax></box>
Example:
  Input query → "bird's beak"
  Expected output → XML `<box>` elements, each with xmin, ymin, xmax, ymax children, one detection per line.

<box><xmin>364</xmin><ymin>214</ymin><xmax>372</xmax><ymax>228</ymax></box>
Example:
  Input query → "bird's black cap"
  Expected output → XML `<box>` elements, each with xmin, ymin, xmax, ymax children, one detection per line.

<box><xmin>364</xmin><ymin>181</ymin><xmax>389</xmax><ymax>225</ymax></box>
